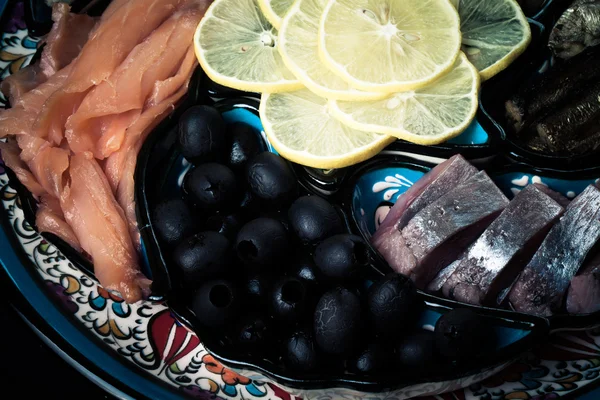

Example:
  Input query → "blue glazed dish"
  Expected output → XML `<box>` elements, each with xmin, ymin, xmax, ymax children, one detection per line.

<box><xmin>134</xmin><ymin>94</ymin><xmax>551</xmax><ymax>394</ymax></box>
<box><xmin>2</xmin><ymin>0</ymin><xmax>600</xmax><ymax>398</ymax></box>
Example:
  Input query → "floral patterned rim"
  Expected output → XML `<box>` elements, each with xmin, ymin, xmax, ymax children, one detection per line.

<box><xmin>0</xmin><ymin>2</ymin><xmax>599</xmax><ymax>399</ymax></box>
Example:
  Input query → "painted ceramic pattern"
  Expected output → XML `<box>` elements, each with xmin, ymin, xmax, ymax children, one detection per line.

<box><xmin>0</xmin><ymin>2</ymin><xmax>599</xmax><ymax>399</ymax></box>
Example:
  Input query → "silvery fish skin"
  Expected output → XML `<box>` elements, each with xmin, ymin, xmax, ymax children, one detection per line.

<box><xmin>400</xmin><ymin>171</ymin><xmax>510</xmax><ymax>288</ymax></box>
<box><xmin>566</xmin><ymin>252</ymin><xmax>600</xmax><ymax>314</ymax></box>
<box><xmin>505</xmin><ymin>46</ymin><xmax>600</xmax><ymax>132</ymax></box>
<box><xmin>549</xmin><ymin>0</ymin><xmax>600</xmax><ymax>59</ymax></box>
<box><xmin>442</xmin><ymin>184</ymin><xmax>566</xmax><ymax>306</ymax></box>
<box><xmin>372</xmin><ymin>154</ymin><xmax>477</xmax><ymax>272</ymax></box>
<box><xmin>508</xmin><ymin>184</ymin><xmax>600</xmax><ymax>316</ymax></box>
<box><xmin>533</xmin><ymin>80</ymin><xmax>600</xmax><ymax>154</ymax></box>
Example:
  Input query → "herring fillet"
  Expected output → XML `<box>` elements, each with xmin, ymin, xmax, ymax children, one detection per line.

<box><xmin>372</xmin><ymin>154</ymin><xmax>477</xmax><ymax>271</ymax></box>
<box><xmin>398</xmin><ymin>171</ymin><xmax>509</xmax><ymax>288</ymax></box>
<box><xmin>442</xmin><ymin>184</ymin><xmax>566</xmax><ymax>305</ymax></box>
<box><xmin>567</xmin><ymin>252</ymin><xmax>600</xmax><ymax>314</ymax></box>
<box><xmin>508</xmin><ymin>184</ymin><xmax>600</xmax><ymax>316</ymax></box>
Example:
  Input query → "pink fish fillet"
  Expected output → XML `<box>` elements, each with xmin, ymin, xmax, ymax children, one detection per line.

<box><xmin>36</xmin><ymin>194</ymin><xmax>81</xmax><ymax>252</ymax></box>
<box><xmin>1</xmin><ymin>4</ymin><xmax>96</xmax><ymax>106</ymax></box>
<box><xmin>0</xmin><ymin>65</ymin><xmax>72</xmax><ymax>138</ymax></box>
<box><xmin>0</xmin><ymin>139</ymin><xmax>45</xmax><ymax>197</ymax></box>
<box><xmin>65</xmin><ymin>7</ymin><xmax>203</xmax><ymax>159</ymax></box>
<box><xmin>38</xmin><ymin>2</ymin><xmax>98</xmax><ymax>79</ymax></box>
<box><xmin>32</xmin><ymin>0</ymin><xmax>192</xmax><ymax>146</ymax></box>
<box><xmin>61</xmin><ymin>153</ymin><xmax>147</xmax><ymax>303</ymax></box>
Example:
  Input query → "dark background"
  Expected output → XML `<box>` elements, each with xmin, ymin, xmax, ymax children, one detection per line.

<box><xmin>0</xmin><ymin>295</ymin><xmax>115</xmax><ymax>399</ymax></box>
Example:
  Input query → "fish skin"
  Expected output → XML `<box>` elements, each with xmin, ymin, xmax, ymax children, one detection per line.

<box><xmin>567</xmin><ymin>251</ymin><xmax>600</xmax><ymax>314</ymax></box>
<box><xmin>400</xmin><ymin>171</ymin><xmax>510</xmax><ymax>288</ymax></box>
<box><xmin>442</xmin><ymin>184</ymin><xmax>566</xmax><ymax>306</ymax></box>
<box><xmin>533</xmin><ymin>80</ymin><xmax>600</xmax><ymax>153</ymax></box>
<box><xmin>505</xmin><ymin>46</ymin><xmax>600</xmax><ymax>132</ymax></box>
<box><xmin>549</xmin><ymin>0</ymin><xmax>600</xmax><ymax>59</ymax></box>
<box><xmin>508</xmin><ymin>184</ymin><xmax>600</xmax><ymax>316</ymax></box>
<box><xmin>372</xmin><ymin>154</ymin><xmax>477</xmax><ymax>270</ymax></box>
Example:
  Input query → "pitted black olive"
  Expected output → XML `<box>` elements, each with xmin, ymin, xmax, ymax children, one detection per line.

<box><xmin>313</xmin><ymin>286</ymin><xmax>363</xmax><ymax>355</ymax></box>
<box><xmin>246</xmin><ymin>152</ymin><xmax>298</xmax><ymax>207</ymax></box>
<box><xmin>245</xmin><ymin>273</ymin><xmax>272</xmax><ymax>306</ymax></box>
<box><xmin>178</xmin><ymin>105</ymin><xmax>226</xmax><ymax>164</ymax></box>
<box><xmin>270</xmin><ymin>276</ymin><xmax>307</xmax><ymax>324</ymax></box>
<box><xmin>314</xmin><ymin>234</ymin><xmax>370</xmax><ymax>280</ymax></box>
<box><xmin>282</xmin><ymin>331</ymin><xmax>319</xmax><ymax>372</ymax></box>
<box><xmin>192</xmin><ymin>280</ymin><xmax>239</xmax><ymax>328</ymax></box>
<box><xmin>288</xmin><ymin>195</ymin><xmax>344</xmax><ymax>245</ymax></box>
<box><xmin>235</xmin><ymin>217</ymin><xmax>290</xmax><ymax>269</ymax></box>
<box><xmin>368</xmin><ymin>273</ymin><xmax>418</xmax><ymax>338</ymax></box>
<box><xmin>152</xmin><ymin>198</ymin><xmax>195</xmax><ymax>247</ymax></box>
<box><xmin>396</xmin><ymin>330</ymin><xmax>438</xmax><ymax>372</ymax></box>
<box><xmin>351</xmin><ymin>343</ymin><xmax>392</xmax><ymax>374</ymax></box>
<box><xmin>237</xmin><ymin>314</ymin><xmax>271</xmax><ymax>349</ymax></box>
<box><xmin>173</xmin><ymin>232</ymin><xmax>232</xmax><ymax>287</ymax></box>
<box><xmin>184</xmin><ymin>163</ymin><xmax>239</xmax><ymax>212</ymax></box>
<box><xmin>226</xmin><ymin>122</ymin><xmax>265</xmax><ymax>171</ymax></box>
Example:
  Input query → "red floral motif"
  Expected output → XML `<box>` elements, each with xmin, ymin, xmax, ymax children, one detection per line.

<box><xmin>148</xmin><ymin>310</ymin><xmax>201</xmax><ymax>368</ymax></box>
<box><xmin>202</xmin><ymin>354</ymin><xmax>251</xmax><ymax>386</ymax></box>
<box><xmin>267</xmin><ymin>383</ymin><xmax>301</xmax><ymax>400</ymax></box>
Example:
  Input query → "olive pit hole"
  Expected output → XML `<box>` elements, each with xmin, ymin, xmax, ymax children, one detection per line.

<box><xmin>210</xmin><ymin>284</ymin><xmax>232</xmax><ymax>308</ymax></box>
<box><xmin>238</xmin><ymin>240</ymin><xmax>258</xmax><ymax>261</ymax></box>
<box><xmin>281</xmin><ymin>280</ymin><xmax>304</xmax><ymax>304</ymax></box>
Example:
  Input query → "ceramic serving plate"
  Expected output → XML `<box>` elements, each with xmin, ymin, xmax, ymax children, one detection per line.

<box><xmin>1</xmin><ymin>0</ymin><xmax>600</xmax><ymax>399</ymax></box>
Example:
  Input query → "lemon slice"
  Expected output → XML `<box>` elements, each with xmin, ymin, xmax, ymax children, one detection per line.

<box><xmin>279</xmin><ymin>0</ymin><xmax>387</xmax><ymax>101</ymax></box>
<box><xmin>260</xmin><ymin>89</ymin><xmax>395</xmax><ymax>168</ymax></box>
<box><xmin>195</xmin><ymin>0</ymin><xmax>302</xmax><ymax>93</ymax></box>
<box><xmin>258</xmin><ymin>0</ymin><xmax>294</xmax><ymax>29</ymax></box>
<box><xmin>456</xmin><ymin>0</ymin><xmax>531</xmax><ymax>81</ymax></box>
<box><xmin>329</xmin><ymin>53</ymin><xmax>480</xmax><ymax>145</ymax></box>
<box><xmin>318</xmin><ymin>0</ymin><xmax>462</xmax><ymax>93</ymax></box>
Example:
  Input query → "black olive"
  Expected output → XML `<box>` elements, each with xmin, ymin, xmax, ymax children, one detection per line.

<box><xmin>396</xmin><ymin>330</ymin><xmax>438</xmax><ymax>372</ymax></box>
<box><xmin>288</xmin><ymin>196</ymin><xmax>344</xmax><ymax>245</ymax></box>
<box><xmin>192</xmin><ymin>280</ymin><xmax>239</xmax><ymax>328</ymax></box>
<box><xmin>351</xmin><ymin>343</ymin><xmax>392</xmax><ymax>374</ymax></box>
<box><xmin>368</xmin><ymin>273</ymin><xmax>418</xmax><ymax>338</ymax></box>
<box><xmin>270</xmin><ymin>276</ymin><xmax>307</xmax><ymax>324</ymax></box>
<box><xmin>235</xmin><ymin>218</ymin><xmax>290</xmax><ymax>269</ymax></box>
<box><xmin>237</xmin><ymin>314</ymin><xmax>271</xmax><ymax>349</ymax></box>
<box><xmin>314</xmin><ymin>234</ymin><xmax>370</xmax><ymax>280</ymax></box>
<box><xmin>184</xmin><ymin>163</ymin><xmax>239</xmax><ymax>212</ymax></box>
<box><xmin>314</xmin><ymin>286</ymin><xmax>363</xmax><ymax>355</ymax></box>
<box><xmin>282</xmin><ymin>331</ymin><xmax>319</xmax><ymax>372</ymax></box>
<box><xmin>245</xmin><ymin>273</ymin><xmax>271</xmax><ymax>306</ymax></box>
<box><xmin>178</xmin><ymin>105</ymin><xmax>226</xmax><ymax>164</ymax></box>
<box><xmin>288</xmin><ymin>254</ymin><xmax>320</xmax><ymax>286</ymax></box>
<box><xmin>226</xmin><ymin>122</ymin><xmax>265</xmax><ymax>171</ymax></box>
<box><xmin>246</xmin><ymin>152</ymin><xmax>298</xmax><ymax>207</ymax></box>
<box><xmin>434</xmin><ymin>308</ymin><xmax>495</xmax><ymax>360</ymax></box>
<box><xmin>173</xmin><ymin>232</ymin><xmax>232</xmax><ymax>287</ymax></box>
<box><xmin>151</xmin><ymin>198</ymin><xmax>195</xmax><ymax>247</ymax></box>
<box><xmin>205</xmin><ymin>213</ymin><xmax>245</xmax><ymax>241</ymax></box>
